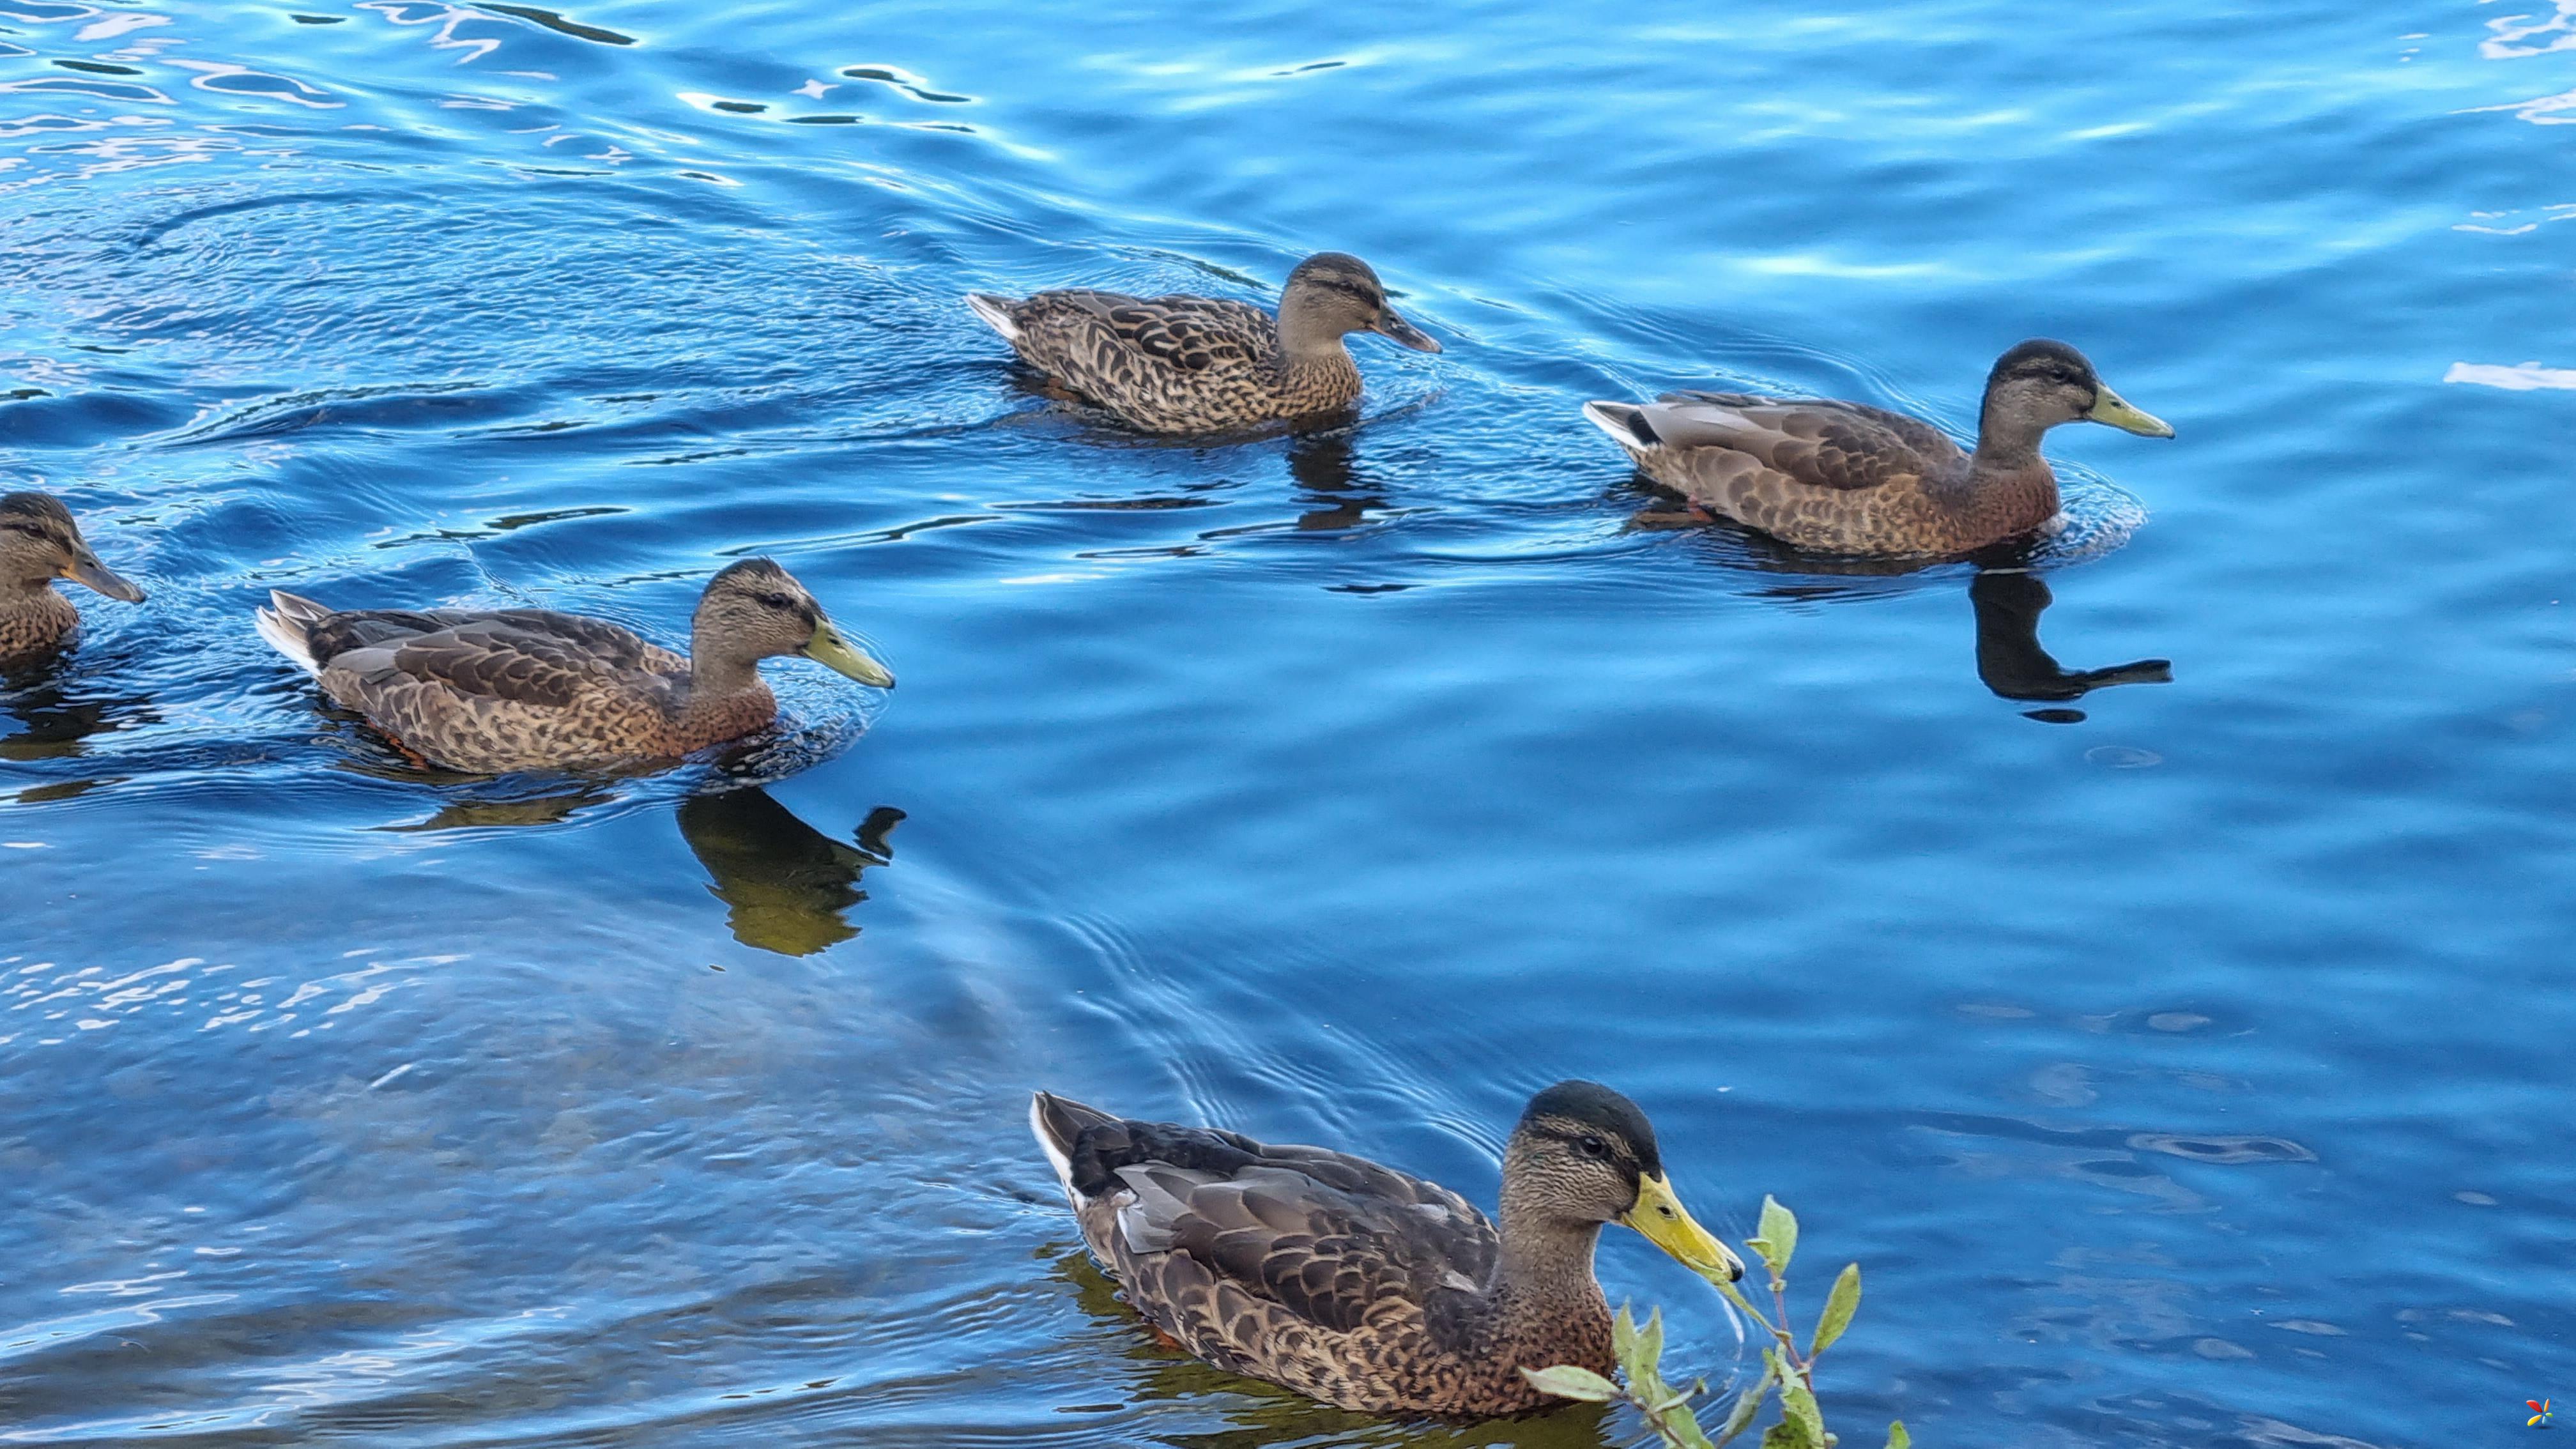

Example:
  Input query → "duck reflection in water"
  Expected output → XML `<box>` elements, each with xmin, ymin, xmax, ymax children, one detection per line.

<box><xmin>1632</xmin><ymin>503</ymin><xmax>2170</xmax><ymax>721</ymax></box>
<box><xmin>1970</xmin><ymin>567</ymin><xmax>2170</xmax><ymax>722</ymax></box>
<box><xmin>1</xmin><ymin>657</ymin><xmax>154</xmax><ymax>764</ymax></box>
<box><xmin>677</xmin><ymin>786</ymin><xmax>903</xmax><ymax>956</ymax></box>
<box><xmin>1284</xmin><ymin>427</ymin><xmax>1384</xmax><ymax>532</ymax></box>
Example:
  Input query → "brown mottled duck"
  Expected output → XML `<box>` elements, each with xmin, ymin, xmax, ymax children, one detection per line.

<box><xmin>1030</xmin><ymin>1080</ymin><xmax>1743</xmax><ymax>1418</ymax></box>
<box><xmin>968</xmin><ymin>251</ymin><xmax>1441</xmax><ymax>434</ymax></box>
<box><xmin>254</xmin><ymin>558</ymin><xmax>893</xmax><ymax>773</ymax></box>
<box><xmin>0</xmin><ymin>491</ymin><xmax>146</xmax><ymax>666</ymax></box>
<box><xmin>1584</xmin><ymin>339</ymin><xmax>2173</xmax><ymax>556</ymax></box>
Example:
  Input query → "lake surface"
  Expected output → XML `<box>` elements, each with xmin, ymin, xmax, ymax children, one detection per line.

<box><xmin>4</xmin><ymin>1</ymin><xmax>2571</xmax><ymax>1445</ymax></box>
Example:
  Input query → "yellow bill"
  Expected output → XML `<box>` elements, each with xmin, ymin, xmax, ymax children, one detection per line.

<box><xmin>802</xmin><ymin>620</ymin><xmax>894</xmax><ymax>688</ymax></box>
<box><xmin>1618</xmin><ymin>1172</ymin><xmax>1745</xmax><ymax>1283</ymax></box>
<box><xmin>2085</xmin><ymin>385</ymin><xmax>2174</xmax><ymax>438</ymax></box>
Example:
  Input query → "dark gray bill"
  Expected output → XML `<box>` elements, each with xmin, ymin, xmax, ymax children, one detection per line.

<box><xmin>1373</xmin><ymin>309</ymin><xmax>1442</xmax><ymax>354</ymax></box>
<box><xmin>66</xmin><ymin>556</ymin><xmax>146</xmax><ymax>603</ymax></box>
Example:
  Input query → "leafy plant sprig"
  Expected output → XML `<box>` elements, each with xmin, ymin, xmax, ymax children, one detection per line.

<box><xmin>1521</xmin><ymin>1195</ymin><xmax>1906</xmax><ymax>1449</ymax></box>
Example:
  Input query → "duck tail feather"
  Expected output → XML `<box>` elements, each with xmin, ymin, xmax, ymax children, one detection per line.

<box><xmin>1582</xmin><ymin>400</ymin><xmax>1660</xmax><ymax>450</ymax></box>
<box><xmin>255</xmin><ymin>590</ymin><xmax>332</xmax><ymax>677</ymax></box>
<box><xmin>1030</xmin><ymin>1091</ymin><xmax>1114</xmax><ymax>1202</ymax></box>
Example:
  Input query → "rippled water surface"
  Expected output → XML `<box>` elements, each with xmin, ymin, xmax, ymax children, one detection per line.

<box><xmin>4</xmin><ymin>1</ymin><xmax>2572</xmax><ymax>1445</ymax></box>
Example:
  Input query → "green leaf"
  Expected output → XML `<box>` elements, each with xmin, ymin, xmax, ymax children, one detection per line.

<box><xmin>1657</xmin><ymin>1403</ymin><xmax>1721</xmax><ymax>1449</ymax></box>
<box><xmin>1614</xmin><ymin>1303</ymin><xmax>1640</xmax><ymax>1365</ymax></box>
<box><xmin>1811</xmin><ymin>1262</ymin><xmax>1862</xmax><ymax>1357</ymax></box>
<box><xmin>1781</xmin><ymin>1379</ymin><xmax>1827</xmax><ymax>1446</ymax></box>
<box><xmin>1885</xmin><ymin>1421</ymin><xmax>1911</xmax><ymax>1449</ymax></box>
<box><xmin>1754</xmin><ymin>1195</ymin><xmax>1799</xmax><ymax>1277</ymax></box>
<box><xmin>1639</xmin><ymin>1304</ymin><xmax>1667</xmax><ymax>1372</ymax></box>
<box><xmin>1522</xmin><ymin>1364</ymin><xmax>1620</xmax><ymax>1403</ymax></box>
<box><xmin>1763</xmin><ymin>1420</ymin><xmax>1819</xmax><ymax>1449</ymax></box>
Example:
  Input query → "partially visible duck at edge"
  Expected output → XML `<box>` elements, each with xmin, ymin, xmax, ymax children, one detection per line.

<box><xmin>254</xmin><ymin>558</ymin><xmax>893</xmax><ymax>774</ymax></box>
<box><xmin>1584</xmin><ymin>339</ymin><xmax>2174</xmax><ymax>556</ymax></box>
<box><xmin>968</xmin><ymin>250</ymin><xmax>1441</xmax><ymax>434</ymax></box>
<box><xmin>0</xmin><ymin>491</ymin><xmax>146</xmax><ymax>666</ymax></box>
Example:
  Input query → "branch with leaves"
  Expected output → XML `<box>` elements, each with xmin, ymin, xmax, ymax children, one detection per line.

<box><xmin>1522</xmin><ymin>1195</ymin><xmax>1906</xmax><ymax>1449</ymax></box>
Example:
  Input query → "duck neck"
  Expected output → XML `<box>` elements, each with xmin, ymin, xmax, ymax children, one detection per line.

<box><xmin>0</xmin><ymin>581</ymin><xmax>75</xmax><ymax>659</ymax></box>
<box><xmin>679</xmin><ymin>623</ymin><xmax>765</xmax><ymax>716</ymax></box>
<box><xmin>1</xmin><ymin>574</ymin><xmax>58</xmax><ymax>607</ymax></box>
<box><xmin>1973</xmin><ymin>402</ymin><xmax>2051</xmax><ymax>470</ymax></box>
<box><xmin>1275</xmin><ymin>308</ymin><xmax>1358</xmax><ymax>370</ymax></box>
<box><xmin>1489</xmin><ymin>1182</ymin><xmax>1611</xmax><ymax>1340</ymax></box>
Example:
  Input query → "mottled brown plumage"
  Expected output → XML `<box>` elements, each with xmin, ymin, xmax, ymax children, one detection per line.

<box><xmin>0</xmin><ymin>491</ymin><xmax>146</xmax><ymax>666</ymax></box>
<box><xmin>1584</xmin><ymin>339</ymin><xmax>2174</xmax><ymax>556</ymax></box>
<box><xmin>254</xmin><ymin>558</ymin><xmax>894</xmax><ymax>773</ymax></box>
<box><xmin>969</xmin><ymin>251</ymin><xmax>1441</xmax><ymax>433</ymax></box>
<box><xmin>1031</xmin><ymin>1081</ymin><xmax>1742</xmax><ymax>1418</ymax></box>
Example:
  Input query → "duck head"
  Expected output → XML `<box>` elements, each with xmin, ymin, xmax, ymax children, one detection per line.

<box><xmin>1280</xmin><ymin>251</ymin><xmax>1441</xmax><ymax>355</ymax></box>
<box><xmin>1979</xmin><ymin>339</ymin><xmax>2172</xmax><ymax>452</ymax></box>
<box><xmin>693</xmin><ymin>558</ymin><xmax>893</xmax><ymax>688</ymax></box>
<box><xmin>0</xmin><ymin>491</ymin><xmax>145</xmax><ymax>602</ymax></box>
<box><xmin>1503</xmin><ymin>1079</ymin><xmax>1744</xmax><ymax>1282</ymax></box>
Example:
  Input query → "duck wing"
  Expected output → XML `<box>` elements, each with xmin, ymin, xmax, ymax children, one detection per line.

<box><xmin>309</xmin><ymin>608</ymin><xmax>682</xmax><ymax>704</ymax></box>
<box><xmin>299</xmin><ymin>608</ymin><xmax>686</xmax><ymax>767</ymax></box>
<box><xmin>1624</xmin><ymin>390</ymin><xmax>1967</xmax><ymax>493</ymax></box>
<box><xmin>1012</xmin><ymin>290</ymin><xmax>1274</xmax><ymax>375</ymax></box>
<box><xmin>1034</xmin><ymin>1096</ymin><xmax>1496</xmax><ymax>1351</ymax></box>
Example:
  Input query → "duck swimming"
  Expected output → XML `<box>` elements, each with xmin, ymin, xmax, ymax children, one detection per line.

<box><xmin>0</xmin><ymin>491</ymin><xmax>146</xmax><ymax>666</ymax></box>
<box><xmin>969</xmin><ymin>251</ymin><xmax>1441</xmax><ymax>434</ymax></box>
<box><xmin>1583</xmin><ymin>339</ymin><xmax>2172</xmax><ymax>556</ymax></box>
<box><xmin>1031</xmin><ymin>1080</ymin><xmax>1742</xmax><ymax>1418</ymax></box>
<box><xmin>254</xmin><ymin>558</ymin><xmax>892</xmax><ymax>773</ymax></box>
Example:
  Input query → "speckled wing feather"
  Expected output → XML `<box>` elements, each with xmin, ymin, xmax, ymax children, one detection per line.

<box><xmin>1644</xmin><ymin>390</ymin><xmax>1967</xmax><ymax>493</ymax></box>
<box><xmin>1016</xmin><ymin>290</ymin><xmax>1272</xmax><ymax>373</ymax></box>
<box><xmin>309</xmin><ymin>609</ymin><xmax>685</xmax><ymax>769</ymax></box>
<box><xmin>1048</xmin><ymin>1105</ymin><xmax>1502</xmax><ymax>1409</ymax></box>
<box><xmin>996</xmin><ymin>290</ymin><xmax>1300</xmax><ymax>431</ymax></box>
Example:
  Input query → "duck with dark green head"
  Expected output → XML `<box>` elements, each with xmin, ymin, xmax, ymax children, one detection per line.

<box><xmin>1031</xmin><ymin>1079</ymin><xmax>1742</xmax><ymax>1418</ymax></box>
<box><xmin>0</xmin><ymin>491</ymin><xmax>146</xmax><ymax>666</ymax></box>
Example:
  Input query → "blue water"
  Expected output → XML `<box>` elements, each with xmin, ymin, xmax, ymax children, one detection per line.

<box><xmin>3</xmin><ymin>1</ymin><xmax>2571</xmax><ymax>1445</ymax></box>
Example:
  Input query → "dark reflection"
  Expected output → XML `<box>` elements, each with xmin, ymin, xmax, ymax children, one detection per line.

<box><xmin>1970</xmin><ymin>569</ymin><xmax>2171</xmax><ymax>722</ymax></box>
<box><xmin>1630</xmin><ymin>498</ymin><xmax>2170</xmax><ymax>722</ymax></box>
<box><xmin>385</xmin><ymin>784</ymin><xmax>615</xmax><ymax>832</ymax></box>
<box><xmin>1285</xmin><ymin>428</ymin><xmax>1386</xmax><ymax>532</ymax></box>
<box><xmin>0</xmin><ymin>657</ymin><xmax>154</xmax><ymax>762</ymax></box>
<box><xmin>676</xmin><ymin>787</ymin><xmax>902</xmax><ymax>956</ymax></box>
<box><xmin>479</xmin><ymin>3</ymin><xmax>638</xmax><ymax>46</ymax></box>
<box><xmin>1047</xmin><ymin>1248</ymin><xmax>1620</xmax><ymax>1449</ymax></box>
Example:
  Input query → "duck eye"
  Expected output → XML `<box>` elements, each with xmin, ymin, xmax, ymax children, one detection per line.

<box><xmin>757</xmin><ymin>591</ymin><xmax>793</xmax><ymax>610</ymax></box>
<box><xmin>1575</xmin><ymin>1134</ymin><xmax>1609</xmax><ymax>1160</ymax></box>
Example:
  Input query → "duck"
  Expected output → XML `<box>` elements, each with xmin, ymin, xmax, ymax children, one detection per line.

<box><xmin>1583</xmin><ymin>339</ymin><xmax>2173</xmax><ymax>556</ymax></box>
<box><xmin>0</xmin><ymin>491</ymin><xmax>146</xmax><ymax>666</ymax></box>
<box><xmin>1029</xmin><ymin>1080</ymin><xmax>1743</xmax><ymax>1418</ymax></box>
<box><xmin>254</xmin><ymin>558</ymin><xmax>893</xmax><ymax>773</ymax></box>
<box><xmin>968</xmin><ymin>251</ymin><xmax>1441</xmax><ymax>434</ymax></box>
